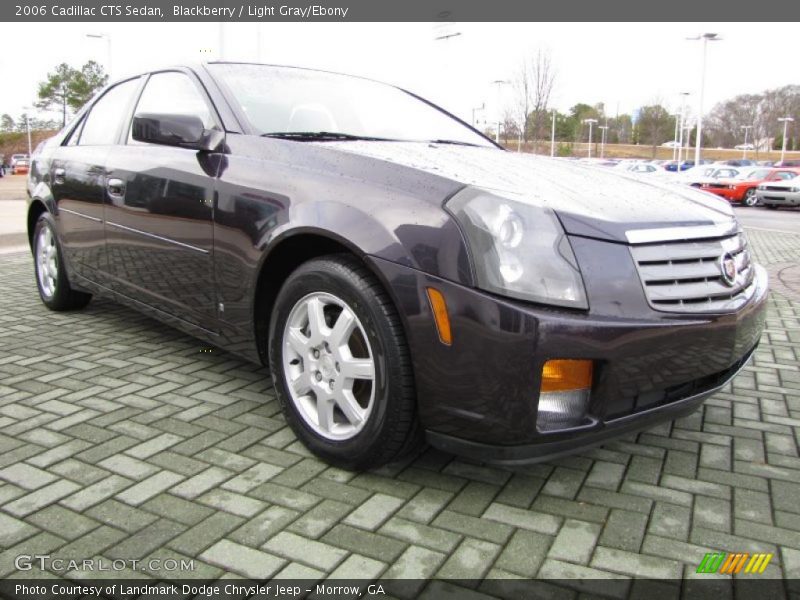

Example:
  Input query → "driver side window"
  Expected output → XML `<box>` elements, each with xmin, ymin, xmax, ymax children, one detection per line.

<box><xmin>128</xmin><ymin>72</ymin><xmax>214</xmax><ymax>144</ymax></box>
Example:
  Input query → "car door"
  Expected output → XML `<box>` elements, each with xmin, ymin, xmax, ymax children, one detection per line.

<box><xmin>103</xmin><ymin>70</ymin><xmax>220</xmax><ymax>326</ymax></box>
<box><xmin>50</xmin><ymin>77</ymin><xmax>141</xmax><ymax>281</ymax></box>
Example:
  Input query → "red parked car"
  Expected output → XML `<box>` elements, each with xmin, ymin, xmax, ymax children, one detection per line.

<box><xmin>700</xmin><ymin>168</ymin><xmax>800</xmax><ymax>206</ymax></box>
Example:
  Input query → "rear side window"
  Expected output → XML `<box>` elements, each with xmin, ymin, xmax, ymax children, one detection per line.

<box><xmin>79</xmin><ymin>78</ymin><xmax>140</xmax><ymax>146</ymax></box>
<box><xmin>129</xmin><ymin>71</ymin><xmax>214</xmax><ymax>143</ymax></box>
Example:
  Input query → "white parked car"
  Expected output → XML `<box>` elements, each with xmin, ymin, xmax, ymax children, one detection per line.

<box><xmin>680</xmin><ymin>166</ymin><xmax>742</xmax><ymax>187</ymax></box>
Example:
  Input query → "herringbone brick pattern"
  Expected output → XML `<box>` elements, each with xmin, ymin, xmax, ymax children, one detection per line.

<box><xmin>0</xmin><ymin>229</ymin><xmax>799</xmax><ymax>591</ymax></box>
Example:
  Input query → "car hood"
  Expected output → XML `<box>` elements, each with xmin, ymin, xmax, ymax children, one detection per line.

<box><xmin>320</xmin><ymin>141</ymin><xmax>737</xmax><ymax>243</ymax></box>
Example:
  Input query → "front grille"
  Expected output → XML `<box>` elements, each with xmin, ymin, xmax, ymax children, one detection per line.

<box><xmin>704</xmin><ymin>183</ymin><xmax>728</xmax><ymax>189</ymax></box>
<box><xmin>630</xmin><ymin>232</ymin><xmax>756</xmax><ymax>313</ymax></box>
<box><xmin>764</xmin><ymin>186</ymin><xmax>789</xmax><ymax>192</ymax></box>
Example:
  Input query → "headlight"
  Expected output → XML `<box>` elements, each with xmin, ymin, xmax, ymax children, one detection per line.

<box><xmin>446</xmin><ymin>187</ymin><xmax>588</xmax><ymax>309</ymax></box>
<box><xmin>792</xmin><ymin>187</ymin><xmax>800</xmax><ymax>193</ymax></box>
<box><xmin>757</xmin><ymin>185</ymin><xmax>765</xmax><ymax>190</ymax></box>
<box><xmin>728</xmin><ymin>185</ymin><xmax>737</xmax><ymax>190</ymax></box>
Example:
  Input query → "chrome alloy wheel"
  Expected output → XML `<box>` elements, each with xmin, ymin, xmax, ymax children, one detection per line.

<box><xmin>282</xmin><ymin>292</ymin><xmax>376</xmax><ymax>441</ymax></box>
<box><xmin>36</xmin><ymin>225</ymin><xmax>58</xmax><ymax>298</ymax></box>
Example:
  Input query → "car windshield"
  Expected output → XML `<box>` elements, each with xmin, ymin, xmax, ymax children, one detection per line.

<box><xmin>208</xmin><ymin>63</ymin><xmax>494</xmax><ymax>147</ymax></box>
<box><xmin>739</xmin><ymin>169</ymin><xmax>770</xmax><ymax>180</ymax></box>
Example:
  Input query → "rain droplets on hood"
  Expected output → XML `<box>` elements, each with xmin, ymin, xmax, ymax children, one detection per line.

<box><xmin>318</xmin><ymin>141</ymin><xmax>735</xmax><ymax>229</ymax></box>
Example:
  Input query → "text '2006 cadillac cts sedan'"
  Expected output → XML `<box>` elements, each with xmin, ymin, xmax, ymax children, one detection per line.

<box><xmin>26</xmin><ymin>63</ymin><xmax>768</xmax><ymax>469</ymax></box>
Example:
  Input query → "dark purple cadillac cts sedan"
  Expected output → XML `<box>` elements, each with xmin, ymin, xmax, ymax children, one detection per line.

<box><xmin>26</xmin><ymin>63</ymin><xmax>767</xmax><ymax>469</ymax></box>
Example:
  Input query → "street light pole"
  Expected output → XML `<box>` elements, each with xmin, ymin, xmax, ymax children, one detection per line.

<box><xmin>672</xmin><ymin>115</ymin><xmax>680</xmax><ymax>161</ymax></box>
<box><xmin>492</xmin><ymin>80</ymin><xmax>509</xmax><ymax>144</ymax></box>
<box><xmin>686</xmin><ymin>33</ymin><xmax>721</xmax><ymax>166</ymax></box>
<box><xmin>471</xmin><ymin>104</ymin><xmax>484</xmax><ymax>128</ymax></box>
<box><xmin>86</xmin><ymin>33</ymin><xmax>112</xmax><ymax>79</ymax></box>
<box><xmin>676</xmin><ymin>92</ymin><xmax>689</xmax><ymax>168</ymax></box>
<box><xmin>778</xmin><ymin>117</ymin><xmax>794</xmax><ymax>164</ymax></box>
<box><xmin>583</xmin><ymin>118</ymin><xmax>598</xmax><ymax>158</ymax></box>
<box><xmin>599</xmin><ymin>125</ymin><xmax>608</xmax><ymax>159</ymax></box>
<box><xmin>740</xmin><ymin>125</ymin><xmax>753</xmax><ymax>159</ymax></box>
<box><xmin>550</xmin><ymin>109</ymin><xmax>556</xmax><ymax>157</ymax></box>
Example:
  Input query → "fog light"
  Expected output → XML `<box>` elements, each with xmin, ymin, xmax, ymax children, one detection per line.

<box><xmin>537</xmin><ymin>360</ymin><xmax>593</xmax><ymax>432</ymax></box>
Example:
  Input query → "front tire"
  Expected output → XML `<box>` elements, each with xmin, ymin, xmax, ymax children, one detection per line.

<box><xmin>268</xmin><ymin>255</ymin><xmax>421</xmax><ymax>470</ymax></box>
<box><xmin>33</xmin><ymin>212</ymin><xmax>92</xmax><ymax>311</ymax></box>
<box><xmin>743</xmin><ymin>188</ymin><xmax>758</xmax><ymax>207</ymax></box>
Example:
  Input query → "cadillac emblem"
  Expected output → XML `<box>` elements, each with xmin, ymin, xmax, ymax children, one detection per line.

<box><xmin>719</xmin><ymin>252</ymin><xmax>737</xmax><ymax>287</ymax></box>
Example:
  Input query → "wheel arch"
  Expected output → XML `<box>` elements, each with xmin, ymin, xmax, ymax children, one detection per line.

<box><xmin>27</xmin><ymin>199</ymin><xmax>49</xmax><ymax>249</ymax></box>
<box><xmin>252</xmin><ymin>228</ymin><xmax>410</xmax><ymax>367</ymax></box>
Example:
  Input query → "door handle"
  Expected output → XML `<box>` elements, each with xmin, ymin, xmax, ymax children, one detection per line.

<box><xmin>106</xmin><ymin>178</ymin><xmax>126</xmax><ymax>198</ymax></box>
<box><xmin>53</xmin><ymin>167</ymin><xmax>65</xmax><ymax>185</ymax></box>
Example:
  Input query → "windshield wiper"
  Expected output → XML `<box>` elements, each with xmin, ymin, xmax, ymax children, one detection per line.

<box><xmin>261</xmin><ymin>131</ymin><xmax>396</xmax><ymax>142</ymax></box>
<box><xmin>425</xmin><ymin>139</ymin><xmax>482</xmax><ymax>147</ymax></box>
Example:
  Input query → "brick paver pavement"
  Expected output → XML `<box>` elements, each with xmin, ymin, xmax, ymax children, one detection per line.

<box><xmin>1</xmin><ymin>228</ymin><xmax>799</xmax><ymax>593</ymax></box>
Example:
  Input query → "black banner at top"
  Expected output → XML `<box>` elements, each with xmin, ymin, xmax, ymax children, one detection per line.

<box><xmin>3</xmin><ymin>0</ymin><xmax>800</xmax><ymax>22</ymax></box>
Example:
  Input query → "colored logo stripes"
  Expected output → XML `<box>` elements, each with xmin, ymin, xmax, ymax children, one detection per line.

<box><xmin>696</xmin><ymin>552</ymin><xmax>773</xmax><ymax>574</ymax></box>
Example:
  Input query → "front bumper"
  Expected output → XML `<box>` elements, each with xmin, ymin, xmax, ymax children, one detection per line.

<box><xmin>757</xmin><ymin>189</ymin><xmax>800</xmax><ymax>206</ymax></box>
<box><xmin>367</xmin><ymin>236</ymin><xmax>768</xmax><ymax>464</ymax></box>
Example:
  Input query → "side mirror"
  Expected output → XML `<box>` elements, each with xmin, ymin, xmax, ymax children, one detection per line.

<box><xmin>132</xmin><ymin>113</ymin><xmax>223</xmax><ymax>152</ymax></box>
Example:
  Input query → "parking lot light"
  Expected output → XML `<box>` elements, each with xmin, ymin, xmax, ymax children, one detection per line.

<box><xmin>672</xmin><ymin>114</ymin><xmax>680</xmax><ymax>160</ymax></box>
<box><xmin>492</xmin><ymin>80</ymin><xmax>510</xmax><ymax>144</ymax></box>
<box><xmin>740</xmin><ymin>125</ymin><xmax>753</xmax><ymax>159</ymax></box>
<box><xmin>21</xmin><ymin>106</ymin><xmax>33</xmax><ymax>158</ymax></box>
<box><xmin>778</xmin><ymin>117</ymin><xmax>794</xmax><ymax>163</ymax></box>
<box><xmin>599</xmin><ymin>125</ymin><xmax>608</xmax><ymax>159</ymax></box>
<box><xmin>686</xmin><ymin>33</ymin><xmax>721</xmax><ymax>166</ymax></box>
<box><xmin>583</xmin><ymin>118</ymin><xmax>598</xmax><ymax>158</ymax></box>
<box><xmin>86</xmin><ymin>33</ymin><xmax>112</xmax><ymax>78</ymax></box>
<box><xmin>676</xmin><ymin>92</ymin><xmax>690</xmax><ymax>168</ymax></box>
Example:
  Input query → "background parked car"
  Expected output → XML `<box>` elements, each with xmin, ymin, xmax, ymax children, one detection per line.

<box><xmin>679</xmin><ymin>165</ymin><xmax>742</xmax><ymax>187</ymax></box>
<box><xmin>9</xmin><ymin>154</ymin><xmax>29</xmax><ymax>171</ymax></box>
<box><xmin>700</xmin><ymin>167</ymin><xmax>800</xmax><ymax>206</ymax></box>
<box><xmin>664</xmin><ymin>160</ymin><xmax>694</xmax><ymax>172</ymax></box>
<box><xmin>756</xmin><ymin>178</ymin><xmax>800</xmax><ymax>209</ymax></box>
<box><xmin>11</xmin><ymin>159</ymin><xmax>30</xmax><ymax>175</ymax></box>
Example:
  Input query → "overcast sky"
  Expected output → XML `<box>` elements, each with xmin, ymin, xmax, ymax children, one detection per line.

<box><xmin>0</xmin><ymin>22</ymin><xmax>796</xmax><ymax>130</ymax></box>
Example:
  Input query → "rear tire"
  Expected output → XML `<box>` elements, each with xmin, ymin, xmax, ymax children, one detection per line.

<box><xmin>32</xmin><ymin>212</ymin><xmax>92</xmax><ymax>311</ymax></box>
<box><xmin>268</xmin><ymin>254</ymin><xmax>421</xmax><ymax>470</ymax></box>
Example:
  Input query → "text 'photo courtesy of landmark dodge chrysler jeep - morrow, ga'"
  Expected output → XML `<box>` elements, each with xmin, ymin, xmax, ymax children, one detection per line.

<box><xmin>26</xmin><ymin>63</ymin><xmax>768</xmax><ymax>470</ymax></box>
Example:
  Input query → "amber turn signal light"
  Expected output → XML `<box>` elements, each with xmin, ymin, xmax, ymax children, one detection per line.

<box><xmin>540</xmin><ymin>359</ymin><xmax>593</xmax><ymax>392</ymax></box>
<box><xmin>426</xmin><ymin>287</ymin><xmax>452</xmax><ymax>346</ymax></box>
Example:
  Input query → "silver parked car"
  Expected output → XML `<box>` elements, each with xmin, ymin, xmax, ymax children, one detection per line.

<box><xmin>756</xmin><ymin>179</ymin><xmax>800</xmax><ymax>209</ymax></box>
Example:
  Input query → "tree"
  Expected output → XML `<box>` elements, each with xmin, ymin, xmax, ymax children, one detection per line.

<box><xmin>35</xmin><ymin>61</ymin><xmax>108</xmax><ymax>127</ymax></box>
<box><xmin>70</xmin><ymin>61</ymin><xmax>109</xmax><ymax>110</ymax></box>
<box><xmin>512</xmin><ymin>60</ymin><xmax>532</xmax><ymax>143</ymax></box>
<box><xmin>512</xmin><ymin>49</ymin><xmax>556</xmax><ymax>146</ymax></box>
<box><xmin>36</xmin><ymin>63</ymin><xmax>79</xmax><ymax>127</ymax></box>
<box><xmin>0</xmin><ymin>114</ymin><xmax>14</xmax><ymax>132</ymax></box>
<box><xmin>637</xmin><ymin>102</ymin><xmax>673</xmax><ymax>157</ymax></box>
